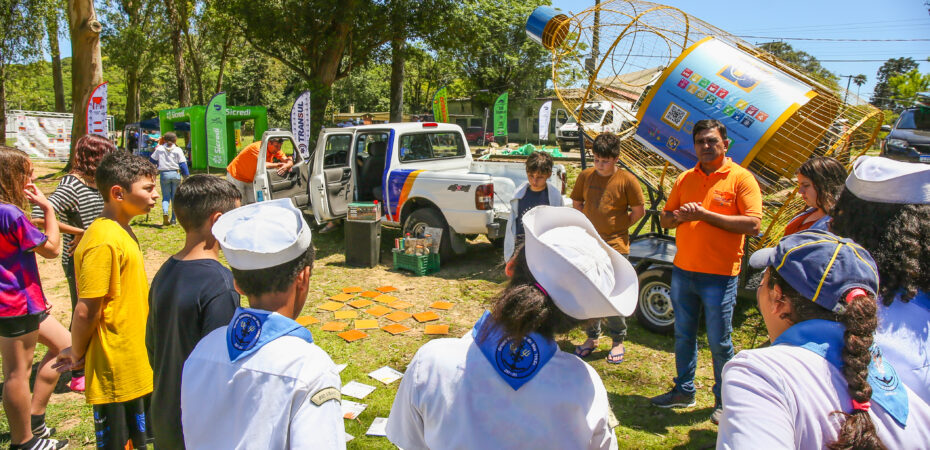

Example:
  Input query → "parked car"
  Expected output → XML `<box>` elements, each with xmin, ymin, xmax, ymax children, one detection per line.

<box><xmin>464</xmin><ymin>126</ymin><xmax>495</xmax><ymax>145</ymax></box>
<box><xmin>881</xmin><ymin>105</ymin><xmax>930</xmax><ymax>163</ymax></box>
<box><xmin>244</xmin><ymin>123</ymin><xmax>567</xmax><ymax>259</ymax></box>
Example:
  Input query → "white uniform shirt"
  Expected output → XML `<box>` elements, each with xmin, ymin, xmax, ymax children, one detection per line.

<box><xmin>387</xmin><ymin>333</ymin><xmax>618</xmax><ymax>450</ymax></box>
<box><xmin>875</xmin><ymin>292</ymin><xmax>930</xmax><ymax>403</ymax></box>
<box><xmin>718</xmin><ymin>344</ymin><xmax>930</xmax><ymax>450</ymax></box>
<box><xmin>152</xmin><ymin>144</ymin><xmax>186</xmax><ymax>171</ymax></box>
<box><xmin>181</xmin><ymin>327</ymin><xmax>346</xmax><ymax>449</ymax></box>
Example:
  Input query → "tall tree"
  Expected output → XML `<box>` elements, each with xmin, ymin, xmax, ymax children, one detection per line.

<box><xmin>871</xmin><ymin>57</ymin><xmax>919</xmax><ymax>110</ymax></box>
<box><xmin>46</xmin><ymin>0</ymin><xmax>67</xmax><ymax>112</ymax></box>
<box><xmin>888</xmin><ymin>69</ymin><xmax>930</xmax><ymax>107</ymax></box>
<box><xmin>0</xmin><ymin>0</ymin><xmax>48</xmax><ymax>136</ymax></box>
<box><xmin>852</xmin><ymin>74</ymin><xmax>867</xmax><ymax>100</ymax></box>
<box><xmin>165</xmin><ymin>0</ymin><xmax>190</xmax><ymax>106</ymax></box>
<box><xmin>67</xmin><ymin>0</ymin><xmax>103</xmax><ymax>167</ymax></box>
<box><xmin>758</xmin><ymin>41</ymin><xmax>839</xmax><ymax>89</ymax></box>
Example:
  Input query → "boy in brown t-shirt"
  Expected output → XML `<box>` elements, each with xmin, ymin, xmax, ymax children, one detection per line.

<box><xmin>570</xmin><ymin>132</ymin><xmax>645</xmax><ymax>364</ymax></box>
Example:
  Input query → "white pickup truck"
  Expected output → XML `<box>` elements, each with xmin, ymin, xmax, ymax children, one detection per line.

<box><xmin>247</xmin><ymin>122</ymin><xmax>567</xmax><ymax>258</ymax></box>
<box><xmin>555</xmin><ymin>100</ymin><xmax>635</xmax><ymax>152</ymax></box>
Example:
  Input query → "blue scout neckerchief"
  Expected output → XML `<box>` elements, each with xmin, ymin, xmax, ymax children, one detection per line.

<box><xmin>227</xmin><ymin>307</ymin><xmax>314</xmax><ymax>362</ymax></box>
<box><xmin>773</xmin><ymin>319</ymin><xmax>909</xmax><ymax>426</ymax></box>
<box><xmin>471</xmin><ymin>310</ymin><xmax>558</xmax><ymax>390</ymax></box>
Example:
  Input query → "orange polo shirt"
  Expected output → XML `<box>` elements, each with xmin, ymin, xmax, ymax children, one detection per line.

<box><xmin>664</xmin><ymin>158</ymin><xmax>762</xmax><ymax>276</ymax></box>
<box><xmin>226</xmin><ymin>142</ymin><xmax>287</xmax><ymax>183</ymax></box>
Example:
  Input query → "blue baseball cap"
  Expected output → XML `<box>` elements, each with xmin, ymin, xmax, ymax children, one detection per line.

<box><xmin>749</xmin><ymin>230</ymin><xmax>878</xmax><ymax>313</ymax></box>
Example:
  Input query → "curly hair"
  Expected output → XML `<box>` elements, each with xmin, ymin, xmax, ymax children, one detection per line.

<box><xmin>592</xmin><ymin>132</ymin><xmax>620</xmax><ymax>158</ymax></box>
<box><xmin>483</xmin><ymin>244</ymin><xmax>582</xmax><ymax>343</ymax></box>
<box><xmin>0</xmin><ymin>146</ymin><xmax>32</xmax><ymax>208</ymax></box>
<box><xmin>798</xmin><ymin>156</ymin><xmax>846</xmax><ymax>212</ymax></box>
<box><xmin>767</xmin><ymin>269</ymin><xmax>885</xmax><ymax>450</ymax></box>
<box><xmin>830</xmin><ymin>189</ymin><xmax>930</xmax><ymax>305</ymax></box>
<box><xmin>71</xmin><ymin>134</ymin><xmax>116</xmax><ymax>180</ymax></box>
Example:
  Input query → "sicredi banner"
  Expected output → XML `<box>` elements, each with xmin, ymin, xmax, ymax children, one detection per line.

<box><xmin>494</xmin><ymin>92</ymin><xmax>509</xmax><ymax>137</ymax></box>
<box><xmin>290</xmin><ymin>91</ymin><xmax>311</xmax><ymax>160</ymax></box>
<box><xmin>635</xmin><ymin>37</ymin><xmax>815</xmax><ymax>170</ymax></box>
<box><xmin>432</xmin><ymin>87</ymin><xmax>449</xmax><ymax>123</ymax></box>
<box><xmin>86</xmin><ymin>82</ymin><xmax>108</xmax><ymax>138</ymax></box>
<box><xmin>205</xmin><ymin>92</ymin><xmax>228</xmax><ymax>169</ymax></box>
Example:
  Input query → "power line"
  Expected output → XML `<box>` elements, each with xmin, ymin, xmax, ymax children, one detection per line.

<box><xmin>736</xmin><ymin>35</ymin><xmax>930</xmax><ymax>42</ymax></box>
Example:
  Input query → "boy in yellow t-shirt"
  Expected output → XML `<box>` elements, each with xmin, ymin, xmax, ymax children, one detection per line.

<box><xmin>55</xmin><ymin>151</ymin><xmax>159</xmax><ymax>450</ymax></box>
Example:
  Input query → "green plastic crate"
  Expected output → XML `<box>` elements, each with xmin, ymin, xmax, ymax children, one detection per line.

<box><xmin>392</xmin><ymin>251</ymin><xmax>440</xmax><ymax>276</ymax></box>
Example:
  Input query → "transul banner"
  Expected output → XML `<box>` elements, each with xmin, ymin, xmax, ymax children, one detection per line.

<box><xmin>635</xmin><ymin>37</ymin><xmax>815</xmax><ymax>170</ymax></box>
<box><xmin>86</xmin><ymin>82</ymin><xmax>108</xmax><ymax>137</ymax></box>
<box><xmin>494</xmin><ymin>92</ymin><xmax>509</xmax><ymax>137</ymax></box>
<box><xmin>538</xmin><ymin>100</ymin><xmax>552</xmax><ymax>141</ymax></box>
<box><xmin>290</xmin><ymin>91</ymin><xmax>312</xmax><ymax>159</ymax></box>
<box><xmin>432</xmin><ymin>87</ymin><xmax>449</xmax><ymax>123</ymax></box>
<box><xmin>205</xmin><ymin>92</ymin><xmax>228</xmax><ymax>169</ymax></box>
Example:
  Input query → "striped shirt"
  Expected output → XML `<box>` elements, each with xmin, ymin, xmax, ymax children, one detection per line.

<box><xmin>31</xmin><ymin>174</ymin><xmax>104</xmax><ymax>265</ymax></box>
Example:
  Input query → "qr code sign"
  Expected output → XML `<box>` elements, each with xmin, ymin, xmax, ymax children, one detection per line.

<box><xmin>661</xmin><ymin>102</ymin><xmax>689</xmax><ymax>130</ymax></box>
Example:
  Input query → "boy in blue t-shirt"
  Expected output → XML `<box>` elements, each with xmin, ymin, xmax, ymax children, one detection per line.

<box><xmin>503</xmin><ymin>152</ymin><xmax>564</xmax><ymax>261</ymax></box>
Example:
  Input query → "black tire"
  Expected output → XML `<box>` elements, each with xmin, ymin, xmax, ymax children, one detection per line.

<box><xmin>489</xmin><ymin>237</ymin><xmax>504</xmax><ymax>248</ymax></box>
<box><xmin>403</xmin><ymin>208</ymin><xmax>453</xmax><ymax>261</ymax></box>
<box><xmin>559</xmin><ymin>142</ymin><xmax>572</xmax><ymax>153</ymax></box>
<box><xmin>634</xmin><ymin>268</ymin><xmax>675</xmax><ymax>334</ymax></box>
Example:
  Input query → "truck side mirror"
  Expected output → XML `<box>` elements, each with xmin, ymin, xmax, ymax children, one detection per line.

<box><xmin>880</xmin><ymin>124</ymin><xmax>891</xmax><ymax>132</ymax></box>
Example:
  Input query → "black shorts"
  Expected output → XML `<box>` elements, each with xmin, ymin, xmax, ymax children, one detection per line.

<box><xmin>93</xmin><ymin>393</ymin><xmax>154</xmax><ymax>450</ymax></box>
<box><xmin>0</xmin><ymin>311</ymin><xmax>49</xmax><ymax>338</ymax></box>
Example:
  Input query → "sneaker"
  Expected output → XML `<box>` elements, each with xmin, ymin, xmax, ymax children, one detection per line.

<box><xmin>31</xmin><ymin>425</ymin><xmax>55</xmax><ymax>439</ymax></box>
<box><xmin>710</xmin><ymin>404</ymin><xmax>723</xmax><ymax>425</ymax></box>
<box><xmin>650</xmin><ymin>387</ymin><xmax>696</xmax><ymax>408</ymax></box>
<box><xmin>31</xmin><ymin>438</ymin><xmax>68</xmax><ymax>450</ymax></box>
<box><xmin>68</xmin><ymin>375</ymin><xmax>85</xmax><ymax>393</ymax></box>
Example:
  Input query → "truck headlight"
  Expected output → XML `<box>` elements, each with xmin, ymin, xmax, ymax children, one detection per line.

<box><xmin>887</xmin><ymin>138</ymin><xmax>909</xmax><ymax>148</ymax></box>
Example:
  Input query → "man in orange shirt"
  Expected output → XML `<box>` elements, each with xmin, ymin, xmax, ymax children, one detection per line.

<box><xmin>225</xmin><ymin>139</ymin><xmax>293</xmax><ymax>203</ymax></box>
<box><xmin>650</xmin><ymin>119</ymin><xmax>762</xmax><ymax>425</ymax></box>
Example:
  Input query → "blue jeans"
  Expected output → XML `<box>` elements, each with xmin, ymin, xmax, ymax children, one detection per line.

<box><xmin>671</xmin><ymin>267</ymin><xmax>738</xmax><ymax>404</ymax></box>
<box><xmin>160</xmin><ymin>170</ymin><xmax>182</xmax><ymax>221</ymax></box>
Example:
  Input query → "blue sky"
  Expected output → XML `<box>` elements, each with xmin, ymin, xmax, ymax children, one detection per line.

<box><xmin>54</xmin><ymin>0</ymin><xmax>928</xmax><ymax>100</ymax></box>
<box><xmin>550</xmin><ymin>0</ymin><xmax>930</xmax><ymax>99</ymax></box>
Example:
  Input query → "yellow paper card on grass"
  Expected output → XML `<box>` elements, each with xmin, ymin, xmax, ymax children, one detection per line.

<box><xmin>376</xmin><ymin>286</ymin><xmax>398</xmax><ymax>293</ymax></box>
<box><xmin>360</xmin><ymin>290</ymin><xmax>382</xmax><ymax>298</ymax></box>
<box><xmin>329</xmin><ymin>293</ymin><xmax>355</xmax><ymax>302</ymax></box>
<box><xmin>382</xmin><ymin>324</ymin><xmax>411</xmax><ymax>335</ymax></box>
<box><xmin>296</xmin><ymin>316</ymin><xmax>320</xmax><ymax>326</ymax></box>
<box><xmin>373</xmin><ymin>295</ymin><xmax>398</xmax><ymax>304</ymax></box>
<box><xmin>388</xmin><ymin>300</ymin><xmax>414</xmax><ymax>310</ymax></box>
<box><xmin>384</xmin><ymin>311</ymin><xmax>412</xmax><ymax>322</ymax></box>
<box><xmin>413</xmin><ymin>311</ymin><xmax>440</xmax><ymax>323</ymax></box>
<box><xmin>347</xmin><ymin>299</ymin><xmax>374</xmax><ymax>309</ymax></box>
<box><xmin>425</xmin><ymin>324</ymin><xmax>450</xmax><ymax>335</ymax></box>
<box><xmin>355</xmin><ymin>319</ymin><xmax>379</xmax><ymax>330</ymax></box>
<box><xmin>334</xmin><ymin>310</ymin><xmax>358</xmax><ymax>320</ymax></box>
<box><xmin>321</xmin><ymin>321</ymin><xmax>348</xmax><ymax>332</ymax></box>
<box><xmin>342</xmin><ymin>286</ymin><xmax>364</xmax><ymax>294</ymax></box>
<box><xmin>365</xmin><ymin>305</ymin><xmax>392</xmax><ymax>317</ymax></box>
<box><xmin>429</xmin><ymin>301</ymin><xmax>453</xmax><ymax>310</ymax></box>
<box><xmin>338</xmin><ymin>329</ymin><xmax>368</xmax><ymax>342</ymax></box>
<box><xmin>317</xmin><ymin>301</ymin><xmax>344</xmax><ymax>312</ymax></box>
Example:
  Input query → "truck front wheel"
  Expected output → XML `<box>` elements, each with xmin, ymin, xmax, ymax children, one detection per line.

<box><xmin>402</xmin><ymin>208</ymin><xmax>453</xmax><ymax>261</ymax></box>
<box><xmin>634</xmin><ymin>268</ymin><xmax>676</xmax><ymax>334</ymax></box>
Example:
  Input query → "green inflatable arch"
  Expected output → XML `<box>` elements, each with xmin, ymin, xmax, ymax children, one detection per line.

<box><xmin>159</xmin><ymin>105</ymin><xmax>268</xmax><ymax>170</ymax></box>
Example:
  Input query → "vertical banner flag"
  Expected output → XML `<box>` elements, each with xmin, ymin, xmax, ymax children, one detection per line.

<box><xmin>205</xmin><ymin>92</ymin><xmax>228</xmax><ymax>169</ymax></box>
<box><xmin>493</xmin><ymin>92</ymin><xmax>509</xmax><ymax>137</ymax></box>
<box><xmin>538</xmin><ymin>101</ymin><xmax>552</xmax><ymax>141</ymax></box>
<box><xmin>86</xmin><ymin>82</ymin><xmax>108</xmax><ymax>137</ymax></box>
<box><xmin>634</xmin><ymin>37</ymin><xmax>815</xmax><ymax>170</ymax></box>
<box><xmin>290</xmin><ymin>90</ymin><xmax>312</xmax><ymax>160</ymax></box>
<box><xmin>432</xmin><ymin>87</ymin><xmax>449</xmax><ymax>122</ymax></box>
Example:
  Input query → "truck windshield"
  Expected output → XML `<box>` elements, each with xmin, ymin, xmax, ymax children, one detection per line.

<box><xmin>399</xmin><ymin>132</ymin><xmax>466</xmax><ymax>162</ymax></box>
<box><xmin>566</xmin><ymin>107</ymin><xmax>605</xmax><ymax>125</ymax></box>
<box><xmin>897</xmin><ymin>108</ymin><xmax>930</xmax><ymax>131</ymax></box>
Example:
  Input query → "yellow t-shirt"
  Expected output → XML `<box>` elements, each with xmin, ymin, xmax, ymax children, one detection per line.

<box><xmin>74</xmin><ymin>218</ymin><xmax>153</xmax><ymax>404</ymax></box>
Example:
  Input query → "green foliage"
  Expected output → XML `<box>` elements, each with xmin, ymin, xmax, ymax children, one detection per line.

<box><xmin>871</xmin><ymin>57</ymin><xmax>919</xmax><ymax>110</ymax></box>
<box><xmin>888</xmin><ymin>69</ymin><xmax>930</xmax><ymax>107</ymax></box>
<box><xmin>757</xmin><ymin>41</ymin><xmax>839</xmax><ymax>89</ymax></box>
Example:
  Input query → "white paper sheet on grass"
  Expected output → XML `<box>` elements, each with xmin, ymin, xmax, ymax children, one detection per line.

<box><xmin>342</xmin><ymin>381</ymin><xmax>377</xmax><ymax>399</ymax></box>
<box><xmin>342</xmin><ymin>400</ymin><xmax>367</xmax><ymax>420</ymax></box>
<box><xmin>366</xmin><ymin>417</ymin><xmax>389</xmax><ymax>436</ymax></box>
<box><xmin>368</xmin><ymin>366</ymin><xmax>403</xmax><ymax>384</ymax></box>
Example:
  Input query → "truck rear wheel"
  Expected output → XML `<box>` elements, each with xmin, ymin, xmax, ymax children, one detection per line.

<box><xmin>403</xmin><ymin>208</ymin><xmax>453</xmax><ymax>261</ymax></box>
<box><xmin>634</xmin><ymin>268</ymin><xmax>675</xmax><ymax>334</ymax></box>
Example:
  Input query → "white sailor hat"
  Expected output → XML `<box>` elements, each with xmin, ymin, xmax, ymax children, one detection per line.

<box><xmin>522</xmin><ymin>206</ymin><xmax>639</xmax><ymax>319</ymax></box>
<box><xmin>845</xmin><ymin>155</ymin><xmax>930</xmax><ymax>204</ymax></box>
<box><xmin>212</xmin><ymin>198</ymin><xmax>312</xmax><ymax>270</ymax></box>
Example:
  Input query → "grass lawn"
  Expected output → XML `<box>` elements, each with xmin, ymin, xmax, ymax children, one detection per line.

<box><xmin>0</xmin><ymin>161</ymin><xmax>769</xmax><ymax>449</ymax></box>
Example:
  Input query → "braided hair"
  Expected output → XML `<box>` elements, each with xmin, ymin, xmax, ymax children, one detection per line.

<box><xmin>767</xmin><ymin>269</ymin><xmax>885</xmax><ymax>450</ymax></box>
<box><xmin>486</xmin><ymin>243</ymin><xmax>582</xmax><ymax>343</ymax></box>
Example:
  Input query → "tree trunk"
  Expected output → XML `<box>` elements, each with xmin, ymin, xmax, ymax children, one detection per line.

<box><xmin>215</xmin><ymin>36</ymin><xmax>232</xmax><ymax>93</ymax></box>
<box><xmin>389</xmin><ymin>37</ymin><xmax>405</xmax><ymax>122</ymax></box>
<box><xmin>47</xmin><ymin>9</ymin><xmax>66</xmax><ymax>112</ymax></box>
<box><xmin>125</xmin><ymin>68</ymin><xmax>141</xmax><ymax>126</ymax></box>
<box><xmin>67</xmin><ymin>0</ymin><xmax>103</xmax><ymax>170</ymax></box>
<box><xmin>166</xmin><ymin>0</ymin><xmax>190</xmax><ymax>106</ymax></box>
<box><xmin>1</xmin><ymin>60</ymin><xmax>7</xmax><ymax>141</ymax></box>
<box><xmin>184</xmin><ymin>32</ymin><xmax>205</xmax><ymax>104</ymax></box>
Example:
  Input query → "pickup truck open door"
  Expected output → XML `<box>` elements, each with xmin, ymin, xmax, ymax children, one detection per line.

<box><xmin>252</xmin><ymin>130</ymin><xmax>310</xmax><ymax>210</ymax></box>
<box><xmin>309</xmin><ymin>130</ymin><xmax>355</xmax><ymax>223</ymax></box>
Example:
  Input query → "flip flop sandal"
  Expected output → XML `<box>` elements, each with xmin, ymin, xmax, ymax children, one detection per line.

<box><xmin>606</xmin><ymin>347</ymin><xmax>625</xmax><ymax>364</ymax></box>
<box><xmin>574</xmin><ymin>344</ymin><xmax>596</xmax><ymax>358</ymax></box>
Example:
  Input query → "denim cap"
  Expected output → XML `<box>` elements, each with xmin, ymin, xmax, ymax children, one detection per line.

<box><xmin>212</xmin><ymin>198</ymin><xmax>312</xmax><ymax>270</ymax></box>
<box><xmin>846</xmin><ymin>155</ymin><xmax>930</xmax><ymax>204</ymax></box>
<box><xmin>749</xmin><ymin>229</ymin><xmax>878</xmax><ymax>313</ymax></box>
<box><xmin>522</xmin><ymin>206</ymin><xmax>639</xmax><ymax>319</ymax></box>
